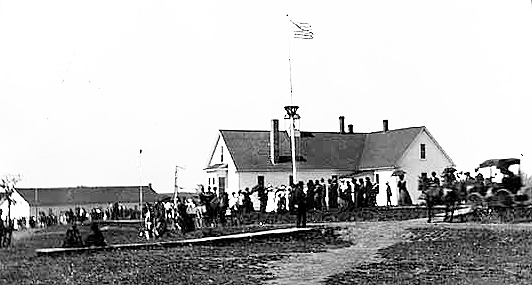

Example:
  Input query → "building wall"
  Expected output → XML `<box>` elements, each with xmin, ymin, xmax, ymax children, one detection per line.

<box><xmin>205</xmin><ymin>134</ymin><xmax>233</xmax><ymax>192</ymax></box>
<box><xmin>397</xmin><ymin>129</ymin><xmax>454</xmax><ymax>204</ymax></box>
<box><xmin>227</xmin><ymin>158</ymin><xmax>239</xmax><ymax>195</ymax></box>
<box><xmin>1</xmin><ymin>191</ymin><xmax>30</xmax><ymax>222</ymax></box>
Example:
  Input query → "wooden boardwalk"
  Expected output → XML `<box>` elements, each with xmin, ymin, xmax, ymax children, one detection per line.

<box><xmin>432</xmin><ymin>205</ymin><xmax>473</xmax><ymax>222</ymax></box>
<box><xmin>36</xmin><ymin>227</ymin><xmax>315</xmax><ymax>256</ymax></box>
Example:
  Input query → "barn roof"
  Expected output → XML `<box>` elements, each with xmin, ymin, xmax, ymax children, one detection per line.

<box><xmin>17</xmin><ymin>186</ymin><xmax>160</xmax><ymax>206</ymax></box>
<box><xmin>218</xmin><ymin>126</ymin><xmax>425</xmax><ymax>172</ymax></box>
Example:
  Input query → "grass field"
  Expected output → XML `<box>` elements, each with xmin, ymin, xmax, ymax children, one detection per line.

<box><xmin>0</xmin><ymin>224</ymin><xmax>351</xmax><ymax>284</ymax></box>
<box><xmin>3</xmin><ymin>208</ymin><xmax>532</xmax><ymax>284</ymax></box>
<box><xmin>325</xmin><ymin>226</ymin><xmax>532</xmax><ymax>285</ymax></box>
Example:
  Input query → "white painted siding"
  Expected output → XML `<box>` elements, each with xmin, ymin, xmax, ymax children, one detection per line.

<box><xmin>1</xmin><ymin>190</ymin><xmax>30</xmax><ymax>224</ymax></box>
<box><xmin>397</xmin><ymin>129</ymin><xmax>454</xmax><ymax>204</ymax></box>
<box><xmin>205</xmin><ymin>134</ymin><xmax>232</xmax><ymax>191</ymax></box>
<box><xmin>374</xmin><ymin>170</ymin><xmax>399</xmax><ymax>206</ymax></box>
<box><xmin>226</xmin><ymin>158</ymin><xmax>239</xmax><ymax>195</ymax></box>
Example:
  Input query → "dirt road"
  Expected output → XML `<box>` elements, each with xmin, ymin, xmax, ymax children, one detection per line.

<box><xmin>264</xmin><ymin>219</ymin><xmax>426</xmax><ymax>285</ymax></box>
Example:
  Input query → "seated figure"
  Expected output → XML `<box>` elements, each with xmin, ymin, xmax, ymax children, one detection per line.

<box><xmin>63</xmin><ymin>224</ymin><xmax>83</xmax><ymax>248</ymax></box>
<box><xmin>85</xmin><ymin>223</ymin><xmax>106</xmax><ymax>247</ymax></box>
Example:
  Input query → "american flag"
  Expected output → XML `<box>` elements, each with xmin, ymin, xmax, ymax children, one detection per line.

<box><xmin>291</xmin><ymin>20</ymin><xmax>313</xmax><ymax>39</ymax></box>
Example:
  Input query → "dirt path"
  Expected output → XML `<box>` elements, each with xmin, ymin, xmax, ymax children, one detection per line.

<box><xmin>264</xmin><ymin>219</ymin><xmax>427</xmax><ymax>285</ymax></box>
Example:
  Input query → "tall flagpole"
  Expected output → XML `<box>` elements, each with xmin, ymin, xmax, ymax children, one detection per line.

<box><xmin>284</xmin><ymin>16</ymin><xmax>309</xmax><ymax>186</ymax></box>
<box><xmin>286</xmin><ymin>14</ymin><xmax>294</xmax><ymax>105</ymax></box>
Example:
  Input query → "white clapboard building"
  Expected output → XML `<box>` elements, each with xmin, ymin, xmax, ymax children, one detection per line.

<box><xmin>205</xmin><ymin>116</ymin><xmax>454</xmax><ymax>206</ymax></box>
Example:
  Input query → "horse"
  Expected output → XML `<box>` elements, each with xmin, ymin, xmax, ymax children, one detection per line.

<box><xmin>419</xmin><ymin>177</ymin><xmax>461</xmax><ymax>223</ymax></box>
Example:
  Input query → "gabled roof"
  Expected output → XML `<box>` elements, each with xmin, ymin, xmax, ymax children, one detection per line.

<box><xmin>217</xmin><ymin>126</ymin><xmax>426</xmax><ymax>172</ymax></box>
<box><xmin>358</xmin><ymin>127</ymin><xmax>424</xmax><ymax>169</ymax></box>
<box><xmin>17</xmin><ymin>186</ymin><xmax>160</xmax><ymax>206</ymax></box>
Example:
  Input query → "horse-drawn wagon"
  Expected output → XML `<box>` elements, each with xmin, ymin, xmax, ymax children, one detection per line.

<box><xmin>466</xmin><ymin>158</ymin><xmax>530</xmax><ymax>209</ymax></box>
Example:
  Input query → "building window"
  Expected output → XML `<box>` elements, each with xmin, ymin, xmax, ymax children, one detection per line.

<box><xmin>420</xmin><ymin>144</ymin><xmax>426</xmax><ymax>159</ymax></box>
<box><xmin>258</xmin><ymin>176</ymin><xmax>265</xmax><ymax>186</ymax></box>
<box><xmin>221</xmin><ymin>146</ymin><xmax>224</xmax><ymax>163</ymax></box>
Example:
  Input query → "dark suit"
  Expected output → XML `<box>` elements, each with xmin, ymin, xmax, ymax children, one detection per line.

<box><xmin>294</xmin><ymin>186</ymin><xmax>307</xmax><ymax>227</ymax></box>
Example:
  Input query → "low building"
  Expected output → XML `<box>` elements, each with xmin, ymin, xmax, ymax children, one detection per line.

<box><xmin>17</xmin><ymin>185</ymin><xmax>160</xmax><ymax>218</ymax></box>
<box><xmin>204</xmin><ymin>116</ymin><xmax>455</xmax><ymax>206</ymax></box>
<box><xmin>0</xmin><ymin>189</ymin><xmax>30</xmax><ymax>225</ymax></box>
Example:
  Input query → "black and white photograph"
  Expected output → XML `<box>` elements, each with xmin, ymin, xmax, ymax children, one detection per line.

<box><xmin>1</xmin><ymin>1</ymin><xmax>532</xmax><ymax>284</ymax></box>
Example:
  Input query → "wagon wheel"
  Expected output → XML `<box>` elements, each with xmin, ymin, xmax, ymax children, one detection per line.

<box><xmin>467</xmin><ymin>192</ymin><xmax>484</xmax><ymax>209</ymax></box>
<box><xmin>494</xmin><ymin>189</ymin><xmax>514</xmax><ymax>208</ymax></box>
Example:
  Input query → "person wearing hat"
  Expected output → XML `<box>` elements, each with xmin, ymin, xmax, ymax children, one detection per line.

<box><xmin>294</xmin><ymin>182</ymin><xmax>307</xmax><ymax>228</ymax></box>
<box><xmin>430</xmin><ymin>172</ymin><xmax>441</xmax><ymax>186</ymax></box>
<box><xmin>386</xmin><ymin>182</ymin><xmax>392</xmax><ymax>206</ymax></box>
<box><xmin>62</xmin><ymin>223</ymin><xmax>83</xmax><ymax>248</ymax></box>
<box><xmin>464</xmin><ymin>172</ymin><xmax>475</xmax><ymax>182</ymax></box>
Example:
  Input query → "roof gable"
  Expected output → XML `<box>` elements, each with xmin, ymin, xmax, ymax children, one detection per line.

<box><xmin>17</xmin><ymin>186</ymin><xmax>159</xmax><ymax>206</ymax></box>
<box><xmin>358</xmin><ymin>127</ymin><xmax>424</xmax><ymax>169</ymax></box>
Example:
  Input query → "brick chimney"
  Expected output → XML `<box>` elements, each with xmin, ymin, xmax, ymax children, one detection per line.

<box><xmin>270</xmin><ymin>119</ymin><xmax>279</xmax><ymax>164</ymax></box>
<box><xmin>348</xmin><ymin>124</ymin><xmax>354</xmax><ymax>134</ymax></box>
<box><xmin>339</xmin><ymin>116</ymin><xmax>345</xmax><ymax>133</ymax></box>
<box><xmin>383</xmin><ymin>120</ymin><xmax>389</xmax><ymax>132</ymax></box>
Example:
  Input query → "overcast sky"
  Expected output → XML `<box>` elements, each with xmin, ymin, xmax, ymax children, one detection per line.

<box><xmin>1</xmin><ymin>1</ymin><xmax>531</xmax><ymax>192</ymax></box>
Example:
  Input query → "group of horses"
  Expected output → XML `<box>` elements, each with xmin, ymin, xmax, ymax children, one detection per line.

<box><xmin>419</xmin><ymin>169</ymin><xmax>531</xmax><ymax>223</ymax></box>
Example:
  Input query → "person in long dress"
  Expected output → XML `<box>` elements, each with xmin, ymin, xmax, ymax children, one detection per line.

<box><xmin>266</xmin><ymin>184</ymin><xmax>277</xmax><ymax>213</ymax></box>
<box><xmin>398</xmin><ymin>174</ymin><xmax>412</xmax><ymax>206</ymax></box>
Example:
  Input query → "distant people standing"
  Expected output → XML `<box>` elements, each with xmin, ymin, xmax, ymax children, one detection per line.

<box><xmin>345</xmin><ymin>181</ymin><xmax>354</xmax><ymax>208</ymax></box>
<box><xmin>397</xmin><ymin>174</ymin><xmax>412</xmax><ymax>206</ymax></box>
<box><xmin>327</xmin><ymin>179</ymin><xmax>337</xmax><ymax>209</ymax></box>
<box><xmin>364</xmin><ymin>177</ymin><xmax>374</xmax><ymax>207</ymax></box>
<box><xmin>355</xmin><ymin>179</ymin><xmax>364</xmax><ymax>208</ymax></box>
<box><xmin>294</xmin><ymin>182</ymin><xmax>307</xmax><ymax>227</ymax></box>
<box><xmin>243</xmin><ymin>188</ymin><xmax>253</xmax><ymax>213</ymax></box>
<box><xmin>386</xmin><ymin>182</ymin><xmax>392</xmax><ymax>206</ymax></box>
<box><xmin>0</xmin><ymin>210</ymin><xmax>4</xmax><ymax>248</ymax></box>
<box><xmin>266</xmin><ymin>184</ymin><xmax>276</xmax><ymax>213</ymax></box>
<box><xmin>329</xmin><ymin>179</ymin><xmax>338</xmax><ymax>209</ymax></box>
<box><xmin>351</xmin><ymin>178</ymin><xmax>358</xmax><ymax>208</ymax></box>
<box><xmin>306</xmin><ymin>180</ymin><xmax>315</xmax><ymax>211</ymax></box>
<box><xmin>320</xmin><ymin>178</ymin><xmax>327</xmax><ymax>209</ymax></box>
<box><xmin>255</xmin><ymin>184</ymin><xmax>268</xmax><ymax>213</ymax></box>
<box><xmin>358</xmin><ymin>178</ymin><xmax>366</xmax><ymax>207</ymax></box>
<box><xmin>314</xmin><ymin>180</ymin><xmax>323</xmax><ymax>210</ymax></box>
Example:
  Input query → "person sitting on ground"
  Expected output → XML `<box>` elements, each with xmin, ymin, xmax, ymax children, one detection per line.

<box><xmin>85</xmin><ymin>223</ymin><xmax>106</xmax><ymax>247</ymax></box>
<box><xmin>62</xmin><ymin>223</ymin><xmax>83</xmax><ymax>248</ymax></box>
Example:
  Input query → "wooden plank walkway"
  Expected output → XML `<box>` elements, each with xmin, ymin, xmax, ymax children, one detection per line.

<box><xmin>432</xmin><ymin>205</ymin><xmax>473</xmax><ymax>222</ymax></box>
<box><xmin>36</xmin><ymin>227</ymin><xmax>315</xmax><ymax>256</ymax></box>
